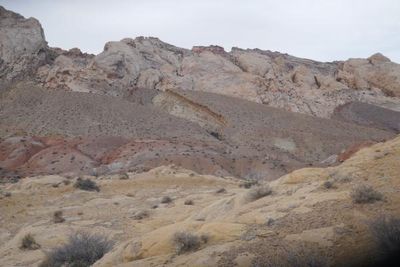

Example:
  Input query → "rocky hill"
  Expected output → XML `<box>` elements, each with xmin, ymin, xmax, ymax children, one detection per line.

<box><xmin>0</xmin><ymin>6</ymin><xmax>400</xmax><ymax>267</ymax></box>
<box><xmin>1</xmin><ymin>6</ymin><xmax>400</xmax><ymax>181</ymax></box>
<box><xmin>2</xmin><ymin>6</ymin><xmax>400</xmax><ymax>118</ymax></box>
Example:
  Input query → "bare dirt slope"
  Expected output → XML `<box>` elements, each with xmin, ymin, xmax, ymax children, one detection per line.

<box><xmin>0</xmin><ymin>135</ymin><xmax>399</xmax><ymax>267</ymax></box>
<box><xmin>332</xmin><ymin>101</ymin><xmax>400</xmax><ymax>133</ymax></box>
<box><xmin>0</xmin><ymin>84</ymin><xmax>395</xmax><ymax>181</ymax></box>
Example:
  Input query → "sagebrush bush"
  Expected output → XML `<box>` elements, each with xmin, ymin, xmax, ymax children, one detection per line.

<box><xmin>252</xmin><ymin>246</ymin><xmax>329</xmax><ymax>267</ymax></box>
<box><xmin>161</xmin><ymin>196</ymin><xmax>172</xmax><ymax>203</ymax></box>
<box><xmin>173</xmin><ymin>231</ymin><xmax>204</xmax><ymax>254</ymax></box>
<box><xmin>370</xmin><ymin>216</ymin><xmax>400</xmax><ymax>259</ymax></box>
<box><xmin>74</xmin><ymin>178</ymin><xmax>100</xmax><ymax>192</ymax></box>
<box><xmin>240</xmin><ymin>179</ymin><xmax>259</xmax><ymax>189</ymax></box>
<box><xmin>351</xmin><ymin>184</ymin><xmax>383</xmax><ymax>204</ymax></box>
<box><xmin>247</xmin><ymin>185</ymin><xmax>272</xmax><ymax>201</ymax></box>
<box><xmin>20</xmin><ymin>233</ymin><xmax>40</xmax><ymax>250</ymax></box>
<box><xmin>216</xmin><ymin>188</ymin><xmax>226</xmax><ymax>194</ymax></box>
<box><xmin>40</xmin><ymin>232</ymin><xmax>113</xmax><ymax>267</ymax></box>
<box><xmin>184</xmin><ymin>199</ymin><xmax>194</xmax><ymax>205</ymax></box>
<box><xmin>53</xmin><ymin>210</ymin><xmax>65</xmax><ymax>223</ymax></box>
<box><xmin>132</xmin><ymin>210</ymin><xmax>149</xmax><ymax>220</ymax></box>
<box><xmin>323</xmin><ymin>180</ymin><xmax>334</xmax><ymax>189</ymax></box>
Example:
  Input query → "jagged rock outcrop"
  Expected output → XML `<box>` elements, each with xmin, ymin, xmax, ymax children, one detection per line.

<box><xmin>37</xmin><ymin>37</ymin><xmax>400</xmax><ymax>117</ymax></box>
<box><xmin>1</xmin><ymin>6</ymin><xmax>399</xmax><ymax>117</ymax></box>
<box><xmin>0</xmin><ymin>6</ymin><xmax>48</xmax><ymax>86</ymax></box>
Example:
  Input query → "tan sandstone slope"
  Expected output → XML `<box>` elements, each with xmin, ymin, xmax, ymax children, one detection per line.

<box><xmin>0</xmin><ymin>135</ymin><xmax>399</xmax><ymax>266</ymax></box>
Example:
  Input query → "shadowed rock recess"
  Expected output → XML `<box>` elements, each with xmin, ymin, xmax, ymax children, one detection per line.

<box><xmin>0</xmin><ymin>6</ymin><xmax>400</xmax><ymax>267</ymax></box>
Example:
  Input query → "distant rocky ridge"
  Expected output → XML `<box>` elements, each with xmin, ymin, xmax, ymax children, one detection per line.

<box><xmin>1</xmin><ymin>6</ymin><xmax>400</xmax><ymax>118</ymax></box>
<box><xmin>1</xmin><ymin>6</ymin><xmax>400</xmax><ymax>181</ymax></box>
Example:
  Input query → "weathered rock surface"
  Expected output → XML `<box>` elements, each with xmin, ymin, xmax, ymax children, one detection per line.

<box><xmin>1</xmin><ymin>6</ymin><xmax>400</xmax><ymax>118</ymax></box>
<box><xmin>0</xmin><ymin>6</ymin><xmax>47</xmax><ymax>86</ymax></box>
<box><xmin>37</xmin><ymin>38</ymin><xmax>400</xmax><ymax>118</ymax></box>
<box><xmin>1</xmin><ymin>135</ymin><xmax>399</xmax><ymax>266</ymax></box>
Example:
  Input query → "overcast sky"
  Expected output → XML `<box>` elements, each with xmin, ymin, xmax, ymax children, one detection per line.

<box><xmin>2</xmin><ymin>0</ymin><xmax>399</xmax><ymax>62</ymax></box>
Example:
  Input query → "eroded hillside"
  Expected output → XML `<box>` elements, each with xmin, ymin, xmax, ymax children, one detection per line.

<box><xmin>1</xmin><ymin>135</ymin><xmax>399</xmax><ymax>266</ymax></box>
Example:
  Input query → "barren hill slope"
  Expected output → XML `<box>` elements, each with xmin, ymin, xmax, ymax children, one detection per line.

<box><xmin>0</xmin><ymin>83</ymin><xmax>396</xmax><ymax>181</ymax></box>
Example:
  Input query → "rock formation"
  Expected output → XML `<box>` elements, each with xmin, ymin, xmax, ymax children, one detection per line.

<box><xmin>1</xmin><ymin>6</ymin><xmax>400</xmax><ymax>118</ymax></box>
<box><xmin>0</xmin><ymin>6</ymin><xmax>48</xmax><ymax>86</ymax></box>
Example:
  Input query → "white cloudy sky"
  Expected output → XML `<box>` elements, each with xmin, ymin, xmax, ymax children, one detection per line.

<box><xmin>2</xmin><ymin>0</ymin><xmax>400</xmax><ymax>62</ymax></box>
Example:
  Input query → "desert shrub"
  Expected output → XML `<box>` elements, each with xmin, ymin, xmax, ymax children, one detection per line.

<box><xmin>252</xmin><ymin>246</ymin><xmax>329</xmax><ymax>267</ymax></box>
<box><xmin>351</xmin><ymin>185</ymin><xmax>383</xmax><ymax>204</ymax></box>
<box><xmin>161</xmin><ymin>196</ymin><xmax>172</xmax><ymax>203</ymax></box>
<box><xmin>369</xmin><ymin>216</ymin><xmax>400</xmax><ymax>264</ymax></box>
<box><xmin>209</xmin><ymin>131</ymin><xmax>222</xmax><ymax>140</ymax></box>
<box><xmin>247</xmin><ymin>185</ymin><xmax>272</xmax><ymax>201</ymax></box>
<box><xmin>184</xmin><ymin>199</ymin><xmax>194</xmax><ymax>205</ymax></box>
<box><xmin>74</xmin><ymin>178</ymin><xmax>100</xmax><ymax>192</ymax></box>
<box><xmin>119</xmin><ymin>173</ymin><xmax>129</xmax><ymax>180</ymax></box>
<box><xmin>173</xmin><ymin>231</ymin><xmax>204</xmax><ymax>254</ymax></box>
<box><xmin>132</xmin><ymin>210</ymin><xmax>149</xmax><ymax>220</ymax></box>
<box><xmin>323</xmin><ymin>180</ymin><xmax>334</xmax><ymax>189</ymax></box>
<box><xmin>53</xmin><ymin>210</ymin><xmax>65</xmax><ymax>223</ymax></box>
<box><xmin>20</xmin><ymin>233</ymin><xmax>40</xmax><ymax>250</ymax></box>
<box><xmin>216</xmin><ymin>188</ymin><xmax>226</xmax><ymax>193</ymax></box>
<box><xmin>200</xmin><ymin>234</ymin><xmax>209</xmax><ymax>243</ymax></box>
<box><xmin>40</xmin><ymin>232</ymin><xmax>113</xmax><ymax>267</ymax></box>
<box><xmin>240</xmin><ymin>179</ymin><xmax>259</xmax><ymax>189</ymax></box>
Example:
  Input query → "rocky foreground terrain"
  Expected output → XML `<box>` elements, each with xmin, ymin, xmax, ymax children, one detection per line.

<box><xmin>0</xmin><ymin>5</ymin><xmax>400</xmax><ymax>267</ymax></box>
<box><xmin>1</xmin><ymin>131</ymin><xmax>400</xmax><ymax>266</ymax></box>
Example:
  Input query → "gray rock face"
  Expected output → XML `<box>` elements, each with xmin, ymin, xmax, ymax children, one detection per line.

<box><xmin>0</xmin><ymin>6</ymin><xmax>47</xmax><ymax>85</ymax></box>
<box><xmin>1</xmin><ymin>6</ymin><xmax>399</xmax><ymax>118</ymax></box>
<box><xmin>37</xmin><ymin>36</ymin><xmax>400</xmax><ymax>117</ymax></box>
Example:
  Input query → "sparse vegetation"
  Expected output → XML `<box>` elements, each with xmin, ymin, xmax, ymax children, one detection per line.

<box><xmin>184</xmin><ymin>199</ymin><xmax>194</xmax><ymax>205</ymax></box>
<box><xmin>323</xmin><ymin>180</ymin><xmax>334</xmax><ymax>189</ymax></box>
<box><xmin>209</xmin><ymin>131</ymin><xmax>222</xmax><ymax>140</ymax></box>
<box><xmin>173</xmin><ymin>231</ymin><xmax>208</xmax><ymax>254</ymax></box>
<box><xmin>252</xmin><ymin>246</ymin><xmax>329</xmax><ymax>267</ymax></box>
<box><xmin>200</xmin><ymin>234</ymin><xmax>209</xmax><ymax>244</ymax></box>
<box><xmin>74</xmin><ymin>178</ymin><xmax>100</xmax><ymax>192</ymax></box>
<box><xmin>216</xmin><ymin>188</ymin><xmax>226</xmax><ymax>194</ymax></box>
<box><xmin>53</xmin><ymin>210</ymin><xmax>65</xmax><ymax>223</ymax></box>
<box><xmin>119</xmin><ymin>173</ymin><xmax>129</xmax><ymax>180</ymax></box>
<box><xmin>370</xmin><ymin>215</ymin><xmax>400</xmax><ymax>262</ymax></box>
<box><xmin>161</xmin><ymin>196</ymin><xmax>172</xmax><ymax>203</ymax></box>
<box><xmin>247</xmin><ymin>185</ymin><xmax>272</xmax><ymax>201</ymax></box>
<box><xmin>20</xmin><ymin>234</ymin><xmax>40</xmax><ymax>250</ymax></box>
<box><xmin>240</xmin><ymin>179</ymin><xmax>259</xmax><ymax>189</ymax></box>
<box><xmin>132</xmin><ymin>210</ymin><xmax>149</xmax><ymax>220</ymax></box>
<box><xmin>40</xmin><ymin>232</ymin><xmax>113</xmax><ymax>267</ymax></box>
<box><xmin>351</xmin><ymin>184</ymin><xmax>383</xmax><ymax>204</ymax></box>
